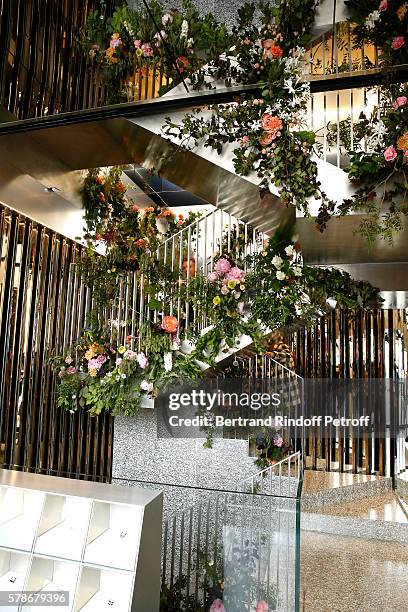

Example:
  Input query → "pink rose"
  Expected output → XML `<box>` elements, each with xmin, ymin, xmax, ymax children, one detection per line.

<box><xmin>208</xmin><ymin>271</ymin><xmax>218</xmax><ymax>282</ymax></box>
<box><xmin>65</xmin><ymin>355</ymin><xmax>73</xmax><ymax>364</ymax></box>
<box><xmin>391</xmin><ymin>36</ymin><xmax>405</xmax><ymax>50</ymax></box>
<box><xmin>209</xmin><ymin>600</ymin><xmax>225</xmax><ymax>612</ymax></box>
<box><xmin>124</xmin><ymin>349</ymin><xmax>138</xmax><ymax>360</ymax></box>
<box><xmin>67</xmin><ymin>366</ymin><xmax>77</xmax><ymax>375</ymax></box>
<box><xmin>379</xmin><ymin>0</ymin><xmax>388</xmax><ymax>10</ymax></box>
<box><xmin>384</xmin><ymin>145</ymin><xmax>397</xmax><ymax>162</ymax></box>
<box><xmin>256</xmin><ymin>602</ymin><xmax>269</xmax><ymax>612</ymax></box>
<box><xmin>214</xmin><ymin>258</ymin><xmax>231</xmax><ymax>275</ymax></box>
<box><xmin>393</xmin><ymin>96</ymin><xmax>407</xmax><ymax>109</ymax></box>
<box><xmin>116</xmin><ymin>358</ymin><xmax>122</xmax><ymax>366</ymax></box>
<box><xmin>134</xmin><ymin>40</ymin><xmax>142</xmax><ymax>48</ymax></box>
<box><xmin>142</xmin><ymin>43</ymin><xmax>154</xmax><ymax>57</ymax></box>
<box><xmin>220</xmin><ymin>285</ymin><xmax>229</xmax><ymax>295</ymax></box>
<box><xmin>274</xmin><ymin>434</ymin><xmax>283</xmax><ymax>448</ymax></box>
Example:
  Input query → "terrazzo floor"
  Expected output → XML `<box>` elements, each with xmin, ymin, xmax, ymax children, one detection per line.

<box><xmin>301</xmin><ymin>531</ymin><xmax>408</xmax><ymax>612</ymax></box>
<box><xmin>303</xmin><ymin>470</ymin><xmax>383</xmax><ymax>493</ymax></box>
<box><xmin>319</xmin><ymin>492</ymin><xmax>408</xmax><ymax>524</ymax></box>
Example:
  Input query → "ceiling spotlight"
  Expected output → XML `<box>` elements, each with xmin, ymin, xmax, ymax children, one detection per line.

<box><xmin>44</xmin><ymin>186</ymin><xmax>61</xmax><ymax>193</ymax></box>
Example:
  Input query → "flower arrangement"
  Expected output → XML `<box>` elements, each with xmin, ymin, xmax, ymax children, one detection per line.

<box><xmin>81</xmin><ymin>1</ymin><xmax>229</xmax><ymax>102</ymax></box>
<box><xmin>345</xmin><ymin>0</ymin><xmax>408</xmax><ymax>65</ymax></box>
<box><xmin>329</xmin><ymin>86</ymin><xmax>408</xmax><ymax>244</ymax></box>
<box><xmin>252</xmin><ymin>429</ymin><xmax>292</xmax><ymax>470</ymax></box>
<box><xmin>52</xmin><ymin>168</ymin><xmax>380</xmax><ymax>417</ymax></box>
<box><xmin>52</xmin><ymin>315</ymin><xmax>202</xmax><ymax>416</ymax></box>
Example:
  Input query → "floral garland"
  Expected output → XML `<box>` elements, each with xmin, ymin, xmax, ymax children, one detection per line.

<box><xmin>345</xmin><ymin>0</ymin><xmax>408</xmax><ymax>65</ymax></box>
<box><xmin>163</xmin><ymin>2</ymin><xmax>330</xmax><ymax>217</ymax></box>
<box><xmin>52</xmin><ymin>167</ymin><xmax>379</xmax><ymax>417</ymax></box>
<box><xmin>331</xmin><ymin>85</ymin><xmax>408</xmax><ymax>244</ymax></box>
<box><xmin>82</xmin><ymin>1</ymin><xmax>229</xmax><ymax>102</ymax></box>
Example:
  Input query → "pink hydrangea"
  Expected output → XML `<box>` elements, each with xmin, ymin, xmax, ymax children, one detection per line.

<box><xmin>226</xmin><ymin>266</ymin><xmax>246</xmax><ymax>282</ymax></box>
<box><xmin>208</xmin><ymin>271</ymin><xmax>218</xmax><ymax>282</ymax></box>
<box><xmin>137</xmin><ymin>352</ymin><xmax>149</xmax><ymax>369</ymax></box>
<box><xmin>214</xmin><ymin>258</ymin><xmax>231</xmax><ymax>275</ymax></box>
<box><xmin>393</xmin><ymin>96</ymin><xmax>407</xmax><ymax>109</ymax></box>
<box><xmin>142</xmin><ymin>43</ymin><xmax>154</xmax><ymax>57</ymax></box>
<box><xmin>124</xmin><ymin>350</ymin><xmax>138</xmax><ymax>360</ymax></box>
<box><xmin>384</xmin><ymin>145</ymin><xmax>397</xmax><ymax>162</ymax></box>
<box><xmin>391</xmin><ymin>36</ymin><xmax>405</xmax><ymax>50</ymax></box>
<box><xmin>87</xmin><ymin>355</ymin><xmax>107</xmax><ymax>371</ymax></box>
<box><xmin>209</xmin><ymin>600</ymin><xmax>225</xmax><ymax>612</ymax></box>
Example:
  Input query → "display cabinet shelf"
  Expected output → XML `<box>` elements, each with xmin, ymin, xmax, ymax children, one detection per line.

<box><xmin>84</xmin><ymin>502</ymin><xmax>143</xmax><ymax>571</ymax></box>
<box><xmin>35</xmin><ymin>495</ymin><xmax>92</xmax><ymax>561</ymax></box>
<box><xmin>0</xmin><ymin>470</ymin><xmax>163</xmax><ymax>612</ymax></box>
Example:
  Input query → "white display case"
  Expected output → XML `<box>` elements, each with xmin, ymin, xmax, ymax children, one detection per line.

<box><xmin>24</xmin><ymin>556</ymin><xmax>79</xmax><ymax>612</ymax></box>
<box><xmin>0</xmin><ymin>470</ymin><xmax>163</xmax><ymax>612</ymax></box>
<box><xmin>84</xmin><ymin>502</ymin><xmax>143</xmax><ymax>571</ymax></box>
<box><xmin>0</xmin><ymin>548</ymin><xmax>31</xmax><ymax>612</ymax></box>
<box><xmin>35</xmin><ymin>494</ymin><xmax>92</xmax><ymax>561</ymax></box>
<box><xmin>74</xmin><ymin>566</ymin><xmax>134</xmax><ymax>611</ymax></box>
<box><xmin>0</xmin><ymin>487</ymin><xmax>44</xmax><ymax>551</ymax></box>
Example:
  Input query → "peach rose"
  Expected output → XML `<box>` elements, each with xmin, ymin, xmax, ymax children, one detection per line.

<box><xmin>397</xmin><ymin>132</ymin><xmax>408</xmax><ymax>151</ymax></box>
<box><xmin>161</xmin><ymin>316</ymin><xmax>179</xmax><ymax>333</ymax></box>
<box><xmin>261</xmin><ymin>114</ymin><xmax>283</xmax><ymax>133</ymax></box>
<box><xmin>259</xmin><ymin>131</ymin><xmax>275</xmax><ymax>147</ymax></box>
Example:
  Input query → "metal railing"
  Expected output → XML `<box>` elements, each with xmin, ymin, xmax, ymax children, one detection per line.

<box><xmin>240</xmin><ymin>452</ymin><xmax>302</xmax><ymax>499</ymax></box>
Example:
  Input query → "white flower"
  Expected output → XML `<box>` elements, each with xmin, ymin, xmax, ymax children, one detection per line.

<box><xmin>164</xmin><ymin>352</ymin><xmax>173</xmax><ymax>372</ymax></box>
<box><xmin>284</xmin><ymin>79</ymin><xmax>296</xmax><ymax>95</ymax></box>
<box><xmin>285</xmin><ymin>245</ymin><xmax>295</xmax><ymax>257</ymax></box>
<box><xmin>171</xmin><ymin>337</ymin><xmax>181</xmax><ymax>351</ymax></box>
<box><xmin>276</xmin><ymin>271</ymin><xmax>286</xmax><ymax>280</ymax></box>
<box><xmin>72</xmin><ymin>394</ymin><xmax>76</xmax><ymax>399</ymax></box>
<box><xmin>272</xmin><ymin>255</ymin><xmax>284</xmax><ymax>269</ymax></box>
<box><xmin>187</xmin><ymin>37</ymin><xmax>194</xmax><ymax>48</ymax></box>
<box><xmin>293</xmin><ymin>266</ymin><xmax>302</xmax><ymax>277</ymax></box>
<box><xmin>121</xmin><ymin>373</ymin><xmax>126</xmax><ymax>379</ymax></box>
<box><xmin>141</xmin><ymin>380</ymin><xmax>153</xmax><ymax>393</ymax></box>
<box><xmin>366</xmin><ymin>119</ymin><xmax>388</xmax><ymax>150</ymax></box>
<box><xmin>366</xmin><ymin>10</ymin><xmax>381</xmax><ymax>29</ymax></box>
<box><xmin>180</xmin><ymin>19</ymin><xmax>189</xmax><ymax>38</ymax></box>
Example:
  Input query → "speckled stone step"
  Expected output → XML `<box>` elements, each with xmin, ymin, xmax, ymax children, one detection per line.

<box><xmin>301</xmin><ymin>509</ymin><xmax>408</xmax><ymax>543</ymax></box>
